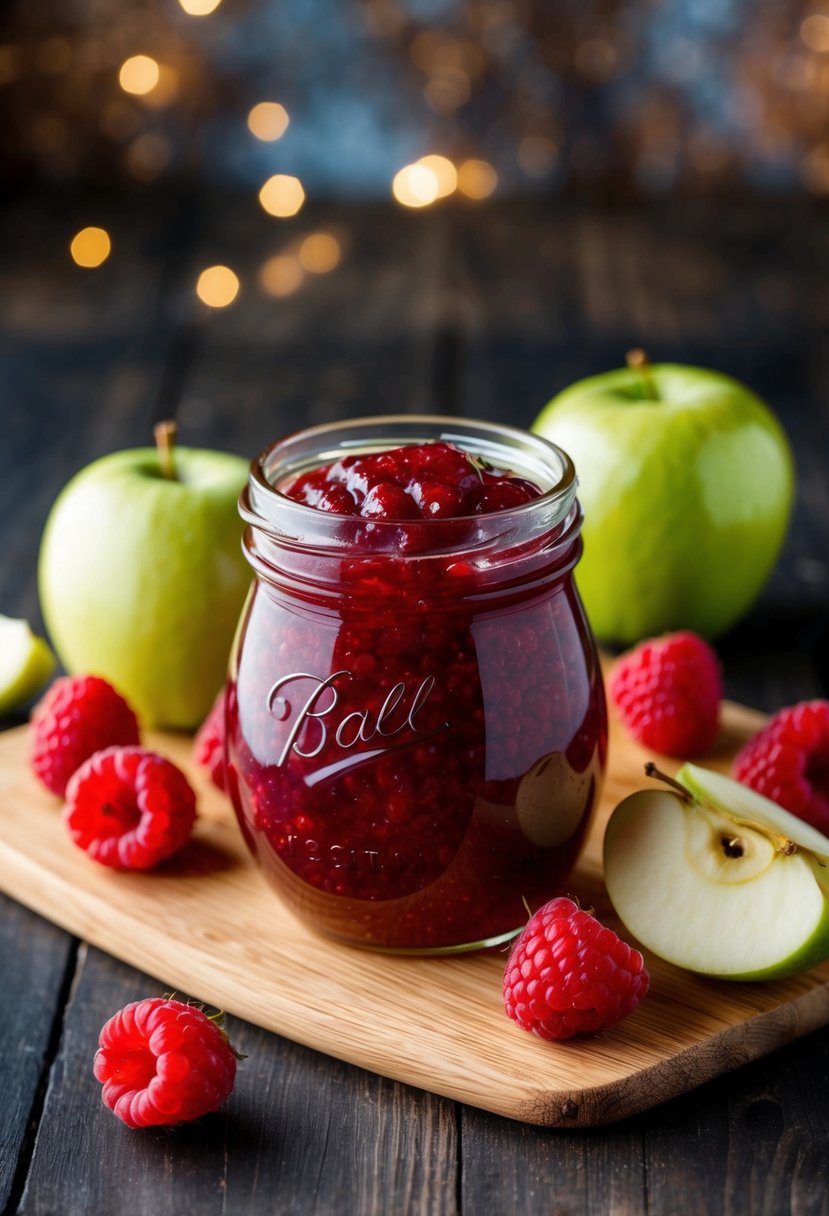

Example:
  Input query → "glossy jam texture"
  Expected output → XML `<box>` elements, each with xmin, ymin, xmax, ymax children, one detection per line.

<box><xmin>282</xmin><ymin>441</ymin><xmax>542</xmax><ymax>519</ymax></box>
<box><xmin>227</xmin><ymin>439</ymin><xmax>607</xmax><ymax>951</ymax></box>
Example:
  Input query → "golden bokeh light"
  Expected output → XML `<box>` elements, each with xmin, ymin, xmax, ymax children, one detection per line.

<box><xmin>247</xmin><ymin>102</ymin><xmax>290</xmax><ymax>142</ymax></box>
<box><xmin>260</xmin><ymin>255</ymin><xmax>304</xmax><ymax>296</ymax></box>
<box><xmin>118</xmin><ymin>56</ymin><xmax>160</xmax><ymax>96</ymax></box>
<box><xmin>196</xmin><ymin>265</ymin><xmax>240</xmax><ymax>308</ymax></box>
<box><xmin>70</xmin><ymin>227</ymin><xmax>111</xmax><ymax>268</ymax></box>
<box><xmin>457</xmin><ymin>158</ymin><xmax>498</xmax><ymax>199</ymax></box>
<box><xmin>178</xmin><ymin>0</ymin><xmax>224</xmax><ymax>14</ymax></box>
<box><xmin>259</xmin><ymin>174</ymin><xmax>305</xmax><ymax>217</ymax></box>
<box><xmin>140</xmin><ymin>64</ymin><xmax>178</xmax><ymax>108</ymax></box>
<box><xmin>299</xmin><ymin>233</ymin><xmax>342</xmax><ymax>273</ymax></box>
<box><xmin>416</xmin><ymin>154</ymin><xmax>457</xmax><ymax>197</ymax></box>
<box><xmin>392</xmin><ymin>163</ymin><xmax>440</xmax><ymax>208</ymax></box>
<box><xmin>801</xmin><ymin>14</ymin><xmax>829</xmax><ymax>52</ymax></box>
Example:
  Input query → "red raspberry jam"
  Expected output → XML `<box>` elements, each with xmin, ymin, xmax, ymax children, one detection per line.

<box><xmin>227</xmin><ymin>417</ymin><xmax>607</xmax><ymax>953</ymax></box>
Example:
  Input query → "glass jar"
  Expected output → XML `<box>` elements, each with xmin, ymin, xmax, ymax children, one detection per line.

<box><xmin>226</xmin><ymin>416</ymin><xmax>607</xmax><ymax>953</ymax></box>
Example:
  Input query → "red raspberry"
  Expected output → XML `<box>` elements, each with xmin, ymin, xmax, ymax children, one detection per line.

<box><xmin>193</xmin><ymin>688</ymin><xmax>227</xmax><ymax>792</ymax></box>
<box><xmin>63</xmin><ymin>746</ymin><xmax>196</xmax><ymax>869</ymax></box>
<box><xmin>503</xmin><ymin>897</ymin><xmax>649</xmax><ymax>1040</ymax></box>
<box><xmin>733</xmin><ymin>700</ymin><xmax>829</xmax><ymax>834</ymax></box>
<box><xmin>31</xmin><ymin>674</ymin><xmax>140</xmax><ymax>796</ymax></box>
<box><xmin>609</xmin><ymin>631</ymin><xmax>722</xmax><ymax>758</ymax></box>
<box><xmin>94</xmin><ymin>997</ymin><xmax>238</xmax><ymax>1128</ymax></box>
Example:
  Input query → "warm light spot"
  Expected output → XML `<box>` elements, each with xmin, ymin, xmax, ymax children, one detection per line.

<box><xmin>196</xmin><ymin>265</ymin><xmax>239</xmax><ymax>308</ymax></box>
<box><xmin>140</xmin><ymin>64</ymin><xmax>178</xmax><ymax>108</ymax></box>
<box><xmin>416</xmin><ymin>154</ymin><xmax>457</xmax><ymax>197</ymax></box>
<box><xmin>70</xmin><ymin>227</ymin><xmax>111</xmax><ymax>268</ymax></box>
<box><xmin>424</xmin><ymin>68</ymin><xmax>470</xmax><ymax>112</ymax></box>
<box><xmin>801</xmin><ymin>14</ymin><xmax>829</xmax><ymax>52</ymax></box>
<box><xmin>259</xmin><ymin>174</ymin><xmax>305</xmax><ymax>217</ymax></box>
<box><xmin>178</xmin><ymin>0</ymin><xmax>223</xmax><ymax>14</ymax></box>
<box><xmin>299</xmin><ymin>233</ymin><xmax>342</xmax><ymax>274</ymax></box>
<box><xmin>392</xmin><ymin>163</ymin><xmax>440</xmax><ymax>208</ymax></box>
<box><xmin>457</xmin><ymin>158</ymin><xmax>497</xmax><ymax>199</ymax></box>
<box><xmin>260</xmin><ymin>255</ymin><xmax>304</xmax><ymax>296</ymax></box>
<box><xmin>247</xmin><ymin>102</ymin><xmax>289</xmax><ymax>142</ymax></box>
<box><xmin>119</xmin><ymin>55</ymin><xmax>160</xmax><ymax>96</ymax></box>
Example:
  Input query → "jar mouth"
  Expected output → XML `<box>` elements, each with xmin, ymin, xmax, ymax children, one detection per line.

<box><xmin>242</xmin><ymin>415</ymin><xmax>578</xmax><ymax>550</ymax></box>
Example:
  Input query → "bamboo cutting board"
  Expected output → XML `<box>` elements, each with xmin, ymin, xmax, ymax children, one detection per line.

<box><xmin>1</xmin><ymin>703</ymin><xmax>828</xmax><ymax>1128</ymax></box>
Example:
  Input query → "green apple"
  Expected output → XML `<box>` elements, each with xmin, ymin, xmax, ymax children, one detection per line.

<box><xmin>532</xmin><ymin>355</ymin><xmax>795</xmax><ymax>644</ymax></box>
<box><xmin>0</xmin><ymin>614</ymin><xmax>55</xmax><ymax>714</ymax></box>
<box><xmin>603</xmin><ymin>764</ymin><xmax>829</xmax><ymax>980</ymax></box>
<box><xmin>38</xmin><ymin>424</ymin><xmax>250</xmax><ymax>729</ymax></box>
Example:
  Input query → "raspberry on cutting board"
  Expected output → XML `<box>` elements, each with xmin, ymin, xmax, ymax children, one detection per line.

<box><xmin>609</xmin><ymin>630</ymin><xmax>722</xmax><ymax>758</ymax></box>
<box><xmin>733</xmin><ymin>699</ymin><xmax>829</xmax><ymax>834</ymax></box>
<box><xmin>503</xmin><ymin>897</ymin><xmax>649</xmax><ymax>1041</ymax></box>
<box><xmin>30</xmin><ymin>674</ymin><xmax>140</xmax><ymax>796</ymax></box>
<box><xmin>94</xmin><ymin>997</ymin><xmax>238</xmax><ymax>1128</ymax></box>
<box><xmin>63</xmin><ymin>746</ymin><xmax>196</xmax><ymax>869</ymax></box>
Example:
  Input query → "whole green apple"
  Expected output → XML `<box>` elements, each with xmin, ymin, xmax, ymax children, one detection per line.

<box><xmin>39</xmin><ymin>425</ymin><xmax>250</xmax><ymax>729</ymax></box>
<box><xmin>532</xmin><ymin>356</ymin><xmax>795</xmax><ymax>644</ymax></box>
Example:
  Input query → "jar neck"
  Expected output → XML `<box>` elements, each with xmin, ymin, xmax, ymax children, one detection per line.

<box><xmin>240</xmin><ymin>416</ymin><xmax>582</xmax><ymax>603</ymax></box>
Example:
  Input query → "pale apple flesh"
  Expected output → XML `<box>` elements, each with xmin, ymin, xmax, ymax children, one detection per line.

<box><xmin>0</xmin><ymin>614</ymin><xmax>55</xmax><ymax>714</ymax></box>
<box><xmin>603</xmin><ymin>783</ymin><xmax>829</xmax><ymax>981</ymax></box>
<box><xmin>677</xmin><ymin>762</ymin><xmax>829</xmax><ymax>866</ymax></box>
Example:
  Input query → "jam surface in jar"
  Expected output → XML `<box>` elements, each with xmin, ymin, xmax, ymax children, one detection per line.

<box><xmin>227</xmin><ymin>422</ymin><xmax>607</xmax><ymax>953</ymax></box>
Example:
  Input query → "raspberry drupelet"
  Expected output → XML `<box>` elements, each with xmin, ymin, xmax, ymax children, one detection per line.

<box><xmin>64</xmin><ymin>746</ymin><xmax>196</xmax><ymax>869</ymax></box>
<box><xmin>610</xmin><ymin>631</ymin><xmax>722</xmax><ymax>759</ymax></box>
<box><xmin>31</xmin><ymin>674</ymin><xmax>140</xmax><ymax>797</ymax></box>
<box><xmin>94</xmin><ymin>997</ymin><xmax>238</xmax><ymax>1128</ymax></box>
<box><xmin>733</xmin><ymin>699</ymin><xmax>829</xmax><ymax>834</ymax></box>
<box><xmin>503</xmin><ymin>896</ymin><xmax>650</xmax><ymax>1040</ymax></box>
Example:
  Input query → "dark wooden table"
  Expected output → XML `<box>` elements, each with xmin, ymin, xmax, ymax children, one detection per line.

<box><xmin>2</xmin><ymin>189</ymin><xmax>828</xmax><ymax>1215</ymax></box>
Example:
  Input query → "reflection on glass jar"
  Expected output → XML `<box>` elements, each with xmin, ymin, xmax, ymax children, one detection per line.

<box><xmin>227</xmin><ymin>416</ymin><xmax>607</xmax><ymax>952</ymax></box>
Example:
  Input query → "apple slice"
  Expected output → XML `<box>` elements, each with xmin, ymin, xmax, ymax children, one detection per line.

<box><xmin>0</xmin><ymin>614</ymin><xmax>55</xmax><ymax>714</ymax></box>
<box><xmin>603</xmin><ymin>766</ymin><xmax>829</xmax><ymax>981</ymax></box>
<box><xmin>676</xmin><ymin>762</ymin><xmax>829</xmax><ymax>867</ymax></box>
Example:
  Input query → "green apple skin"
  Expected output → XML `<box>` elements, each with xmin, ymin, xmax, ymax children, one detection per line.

<box><xmin>532</xmin><ymin>364</ymin><xmax>795</xmax><ymax>644</ymax></box>
<box><xmin>39</xmin><ymin>446</ymin><xmax>251</xmax><ymax>730</ymax></box>
<box><xmin>603</xmin><ymin>787</ymin><xmax>829</xmax><ymax>981</ymax></box>
<box><xmin>0</xmin><ymin>615</ymin><xmax>55</xmax><ymax>714</ymax></box>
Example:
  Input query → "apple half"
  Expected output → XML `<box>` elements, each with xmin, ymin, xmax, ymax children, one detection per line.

<box><xmin>603</xmin><ymin>763</ymin><xmax>829</xmax><ymax>981</ymax></box>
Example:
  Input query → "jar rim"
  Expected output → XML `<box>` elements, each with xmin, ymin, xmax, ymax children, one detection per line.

<box><xmin>242</xmin><ymin>415</ymin><xmax>578</xmax><ymax>544</ymax></box>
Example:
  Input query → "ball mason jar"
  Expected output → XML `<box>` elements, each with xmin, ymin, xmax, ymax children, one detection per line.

<box><xmin>226</xmin><ymin>416</ymin><xmax>607</xmax><ymax>953</ymax></box>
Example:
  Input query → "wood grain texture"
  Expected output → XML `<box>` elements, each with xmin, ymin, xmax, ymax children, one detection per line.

<box><xmin>18</xmin><ymin>947</ymin><xmax>458</xmax><ymax>1216</ymax></box>
<box><xmin>0</xmin><ymin>898</ymin><xmax>75</xmax><ymax>1215</ymax></box>
<box><xmin>2</xmin><ymin>700</ymin><xmax>828</xmax><ymax>1129</ymax></box>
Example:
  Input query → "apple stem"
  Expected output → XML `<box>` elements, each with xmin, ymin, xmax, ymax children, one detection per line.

<box><xmin>154</xmin><ymin>420</ymin><xmax>178</xmax><ymax>480</ymax></box>
<box><xmin>626</xmin><ymin>348</ymin><xmax>659</xmax><ymax>401</ymax></box>
<box><xmin>645</xmin><ymin>762</ymin><xmax>803</xmax><ymax>858</ymax></box>
<box><xmin>644</xmin><ymin>761</ymin><xmax>693</xmax><ymax>802</ymax></box>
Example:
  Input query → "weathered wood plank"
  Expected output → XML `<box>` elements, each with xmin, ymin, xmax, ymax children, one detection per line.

<box><xmin>18</xmin><ymin>948</ymin><xmax>458</xmax><ymax>1216</ymax></box>
<box><xmin>0</xmin><ymin>898</ymin><xmax>75</xmax><ymax>1216</ymax></box>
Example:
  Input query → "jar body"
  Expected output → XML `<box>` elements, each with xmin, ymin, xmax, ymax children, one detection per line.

<box><xmin>227</xmin><ymin>418</ymin><xmax>607</xmax><ymax>952</ymax></box>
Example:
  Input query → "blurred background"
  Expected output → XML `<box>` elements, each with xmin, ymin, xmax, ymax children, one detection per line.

<box><xmin>1</xmin><ymin>0</ymin><xmax>828</xmax><ymax>703</ymax></box>
<box><xmin>4</xmin><ymin>0</ymin><xmax>829</xmax><ymax>200</ymax></box>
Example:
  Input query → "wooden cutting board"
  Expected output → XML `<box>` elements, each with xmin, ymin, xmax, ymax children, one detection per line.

<box><xmin>2</xmin><ymin>702</ymin><xmax>828</xmax><ymax>1128</ymax></box>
